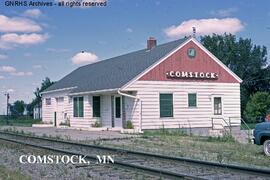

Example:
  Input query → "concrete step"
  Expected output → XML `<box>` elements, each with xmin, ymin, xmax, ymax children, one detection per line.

<box><xmin>208</xmin><ymin>129</ymin><xmax>224</xmax><ymax>137</ymax></box>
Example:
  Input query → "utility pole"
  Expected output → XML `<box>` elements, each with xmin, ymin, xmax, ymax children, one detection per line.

<box><xmin>4</xmin><ymin>93</ymin><xmax>9</xmax><ymax>125</ymax></box>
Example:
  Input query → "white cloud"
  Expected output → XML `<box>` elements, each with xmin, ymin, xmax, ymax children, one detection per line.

<box><xmin>0</xmin><ymin>76</ymin><xmax>4</xmax><ymax>80</ymax></box>
<box><xmin>210</xmin><ymin>8</ymin><xmax>238</xmax><ymax>17</ymax></box>
<box><xmin>0</xmin><ymin>66</ymin><xmax>16</xmax><ymax>73</ymax></box>
<box><xmin>0</xmin><ymin>54</ymin><xmax>8</xmax><ymax>60</ymax></box>
<box><xmin>71</xmin><ymin>51</ymin><xmax>98</xmax><ymax>65</ymax></box>
<box><xmin>0</xmin><ymin>65</ymin><xmax>33</xmax><ymax>76</ymax></box>
<box><xmin>0</xmin><ymin>33</ymin><xmax>49</xmax><ymax>49</ymax></box>
<box><xmin>11</xmin><ymin>71</ymin><xmax>33</xmax><ymax>76</ymax></box>
<box><xmin>23</xmin><ymin>9</ymin><xmax>42</xmax><ymax>18</ymax></box>
<box><xmin>7</xmin><ymin>89</ymin><xmax>14</xmax><ymax>93</ymax></box>
<box><xmin>0</xmin><ymin>15</ymin><xmax>42</xmax><ymax>33</ymax></box>
<box><xmin>126</xmin><ymin>28</ymin><xmax>133</xmax><ymax>33</ymax></box>
<box><xmin>1</xmin><ymin>33</ymin><xmax>48</xmax><ymax>45</ymax></box>
<box><xmin>164</xmin><ymin>18</ymin><xmax>244</xmax><ymax>39</ymax></box>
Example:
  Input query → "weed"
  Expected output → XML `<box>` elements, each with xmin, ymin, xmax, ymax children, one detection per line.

<box><xmin>207</xmin><ymin>134</ymin><xmax>235</xmax><ymax>143</ymax></box>
<box><xmin>92</xmin><ymin>121</ymin><xmax>102</xmax><ymax>127</ymax></box>
<box><xmin>125</xmin><ymin>121</ymin><xmax>134</xmax><ymax>129</ymax></box>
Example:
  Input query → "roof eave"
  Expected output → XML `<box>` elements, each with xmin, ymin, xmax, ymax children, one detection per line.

<box><xmin>41</xmin><ymin>86</ymin><xmax>77</xmax><ymax>95</ymax></box>
<box><xmin>68</xmin><ymin>88</ymin><xmax>118</xmax><ymax>96</ymax></box>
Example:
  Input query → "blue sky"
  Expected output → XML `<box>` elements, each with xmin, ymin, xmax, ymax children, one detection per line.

<box><xmin>0</xmin><ymin>0</ymin><xmax>269</xmax><ymax>114</ymax></box>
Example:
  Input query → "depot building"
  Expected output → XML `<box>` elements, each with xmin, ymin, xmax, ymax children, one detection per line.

<box><xmin>41</xmin><ymin>37</ymin><xmax>242</xmax><ymax>134</ymax></box>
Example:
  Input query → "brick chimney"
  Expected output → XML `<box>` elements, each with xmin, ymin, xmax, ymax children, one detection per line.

<box><xmin>147</xmin><ymin>37</ymin><xmax>157</xmax><ymax>50</ymax></box>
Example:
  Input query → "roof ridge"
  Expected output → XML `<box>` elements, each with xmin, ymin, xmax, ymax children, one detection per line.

<box><xmin>77</xmin><ymin>37</ymin><xmax>188</xmax><ymax>69</ymax></box>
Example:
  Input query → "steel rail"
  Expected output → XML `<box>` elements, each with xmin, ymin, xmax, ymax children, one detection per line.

<box><xmin>0</xmin><ymin>130</ymin><xmax>270</xmax><ymax>177</ymax></box>
<box><xmin>0</xmin><ymin>135</ymin><xmax>203</xmax><ymax>180</ymax></box>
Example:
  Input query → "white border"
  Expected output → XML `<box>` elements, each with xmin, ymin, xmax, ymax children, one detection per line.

<box><xmin>68</xmin><ymin>88</ymin><xmax>118</xmax><ymax>96</ymax></box>
<box><xmin>41</xmin><ymin>86</ymin><xmax>77</xmax><ymax>95</ymax></box>
<box><xmin>191</xmin><ymin>38</ymin><xmax>242</xmax><ymax>83</ymax></box>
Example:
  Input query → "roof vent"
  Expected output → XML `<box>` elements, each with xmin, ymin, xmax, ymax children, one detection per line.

<box><xmin>147</xmin><ymin>37</ymin><xmax>157</xmax><ymax>50</ymax></box>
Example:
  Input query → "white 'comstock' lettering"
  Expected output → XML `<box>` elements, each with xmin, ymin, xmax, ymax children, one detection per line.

<box><xmin>166</xmin><ymin>71</ymin><xmax>218</xmax><ymax>79</ymax></box>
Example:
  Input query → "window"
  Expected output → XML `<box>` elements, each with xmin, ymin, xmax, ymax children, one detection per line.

<box><xmin>56</xmin><ymin>97</ymin><xmax>64</xmax><ymax>103</ymax></box>
<box><xmin>187</xmin><ymin>48</ymin><xmax>196</xmax><ymax>58</ymax></box>
<box><xmin>45</xmin><ymin>98</ymin><xmax>51</xmax><ymax>105</ymax></box>
<box><xmin>73</xmin><ymin>97</ymin><xmax>84</xmax><ymax>117</ymax></box>
<box><xmin>115</xmin><ymin>97</ymin><xmax>121</xmax><ymax>118</ymax></box>
<box><xmin>93</xmin><ymin>96</ymin><xmax>101</xmax><ymax>117</ymax></box>
<box><xmin>188</xmin><ymin>93</ymin><xmax>197</xmax><ymax>107</ymax></box>
<box><xmin>214</xmin><ymin>97</ymin><xmax>222</xmax><ymax>115</ymax></box>
<box><xmin>160</xmin><ymin>94</ymin><xmax>173</xmax><ymax>117</ymax></box>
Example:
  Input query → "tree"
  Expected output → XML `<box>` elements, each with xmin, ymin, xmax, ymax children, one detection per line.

<box><xmin>28</xmin><ymin>77</ymin><xmax>54</xmax><ymax>115</ymax></box>
<box><xmin>244</xmin><ymin>92</ymin><xmax>270</xmax><ymax>123</ymax></box>
<box><xmin>10</xmin><ymin>100</ymin><xmax>25</xmax><ymax>117</ymax></box>
<box><xmin>201</xmin><ymin>34</ymin><xmax>269</xmax><ymax>113</ymax></box>
<box><xmin>34</xmin><ymin>77</ymin><xmax>55</xmax><ymax>103</ymax></box>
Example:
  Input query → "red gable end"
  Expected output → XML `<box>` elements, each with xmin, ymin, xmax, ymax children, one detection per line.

<box><xmin>139</xmin><ymin>40</ymin><xmax>239</xmax><ymax>83</ymax></box>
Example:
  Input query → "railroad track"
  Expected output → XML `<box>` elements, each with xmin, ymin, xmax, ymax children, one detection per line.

<box><xmin>0</xmin><ymin>130</ymin><xmax>269</xmax><ymax>180</ymax></box>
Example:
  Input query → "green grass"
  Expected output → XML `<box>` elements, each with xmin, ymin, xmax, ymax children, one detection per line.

<box><xmin>241</xmin><ymin>122</ymin><xmax>257</xmax><ymax>130</ymax></box>
<box><xmin>98</xmin><ymin>131</ymin><xmax>270</xmax><ymax>169</ymax></box>
<box><xmin>0</xmin><ymin>165</ymin><xmax>30</xmax><ymax>180</ymax></box>
<box><xmin>0</xmin><ymin>117</ymin><xmax>41</xmax><ymax>127</ymax></box>
<box><xmin>143</xmin><ymin>128</ymin><xmax>190</xmax><ymax>137</ymax></box>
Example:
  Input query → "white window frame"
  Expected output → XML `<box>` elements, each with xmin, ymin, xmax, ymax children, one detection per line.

<box><xmin>56</xmin><ymin>97</ymin><xmax>64</xmax><ymax>104</ymax></box>
<box><xmin>114</xmin><ymin>95</ymin><xmax>122</xmax><ymax>119</ymax></box>
<box><xmin>212</xmin><ymin>95</ymin><xmax>224</xmax><ymax>116</ymax></box>
<box><xmin>73</xmin><ymin>96</ymin><xmax>84</xmax><ymax>118</ymax></box>
<box><xmin>159</xmin><ymin>92</ymin><xmax>174</xmax><ymax>119</ymax></box>
<box><xmin>187</xmin><ymin>92</ymin><xmax>198</xmax><ymax>108</ymax></box>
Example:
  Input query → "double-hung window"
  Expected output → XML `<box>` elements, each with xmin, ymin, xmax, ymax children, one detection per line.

<box><xmin>188</xmin><ymin>93</ymin><xmax>197</xmax><ymax>107</ymax></box>
<box><xmin>214</xmin><ymin>97</ymin><xmax>222</xmax><ymax>115</ymax></box>
<box><xmin>73</xmin><ymin>97</ymin><xmax>84</xmax><ymax>117</ymax></box>
<box><xmin>45</xmin><ymin>98</ymin><xmax>51</xmax><ymax>105</ymax></box>
<box><xmin>160</xmin><ymin>94</ymin><xmax>173</xmax><ymax>118</ymax></box>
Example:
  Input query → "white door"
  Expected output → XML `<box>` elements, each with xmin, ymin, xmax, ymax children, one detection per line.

<box><xmin>56</xmin><ymin>97</ymin><xmax>65</xmax><ymax>125</ymax></box>
<box><xmin>114</xmin><ymin>96</ymin><xmax>122</xmax><ymax>128</ymax></box>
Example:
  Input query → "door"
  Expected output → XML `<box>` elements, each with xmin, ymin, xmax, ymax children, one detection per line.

<box><xmin>56</xmin><ymin>97</ymin><xmax>65</xmax><ymax>125</ymax></box>
<box><xmin>114</xmin><ymin>96</ymin><xmax>122</xmax><ymax>128</ymax></box>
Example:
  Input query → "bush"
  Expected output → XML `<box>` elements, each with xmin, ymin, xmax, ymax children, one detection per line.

<box><xmin>92</xmin><ymin>121</ymin><xmax>102</xmax><ymax>127</ymax></box>
<box><xmin>125</xmin><ymin>121</ymin><xmax>134</xmax><ymax>129</ymax></box>
<box><xmin>244</xmin><ymin>92</ymin><xmax>270</xmax><ymax>123</ymax></box>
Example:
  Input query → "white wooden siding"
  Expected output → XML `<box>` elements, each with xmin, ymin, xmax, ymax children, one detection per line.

<box><xmin>68</xmin><ymin>95</ymin><xmax>98</xmax><ymax>128</ymax></box>
<box><xmin>42</xmin><ymin>90</ymin><xmax>70</xmax><ymax>124</ymax></box>
<box><xmin>124</xmin><ymin>93</ymin><xmax>140</xmax><ymax>127</ymax></box>
<box><xmin>101</xmin><ymin>95</ymin><xmax>112</xmax><ymax>127</ymax></box>
<box><xmin>43</xmin><ymin>93</ymin><xmax>111</xmax><ymax>128</ymax></box>
<box><xmin>124</xmin><ymin>81</ymin><xmax>241</xmax><ymax>130</ymax></box>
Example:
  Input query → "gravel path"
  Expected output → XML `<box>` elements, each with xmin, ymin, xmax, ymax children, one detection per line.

<box><xmin>0</xmin><ymin>126</ymin><xmax>140</xmax><ymax>141</ymax></box>
<box><xmin>0</xmin><ymin>140</ymin><xmax>159</xmax><ymax>180</ymax></box>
